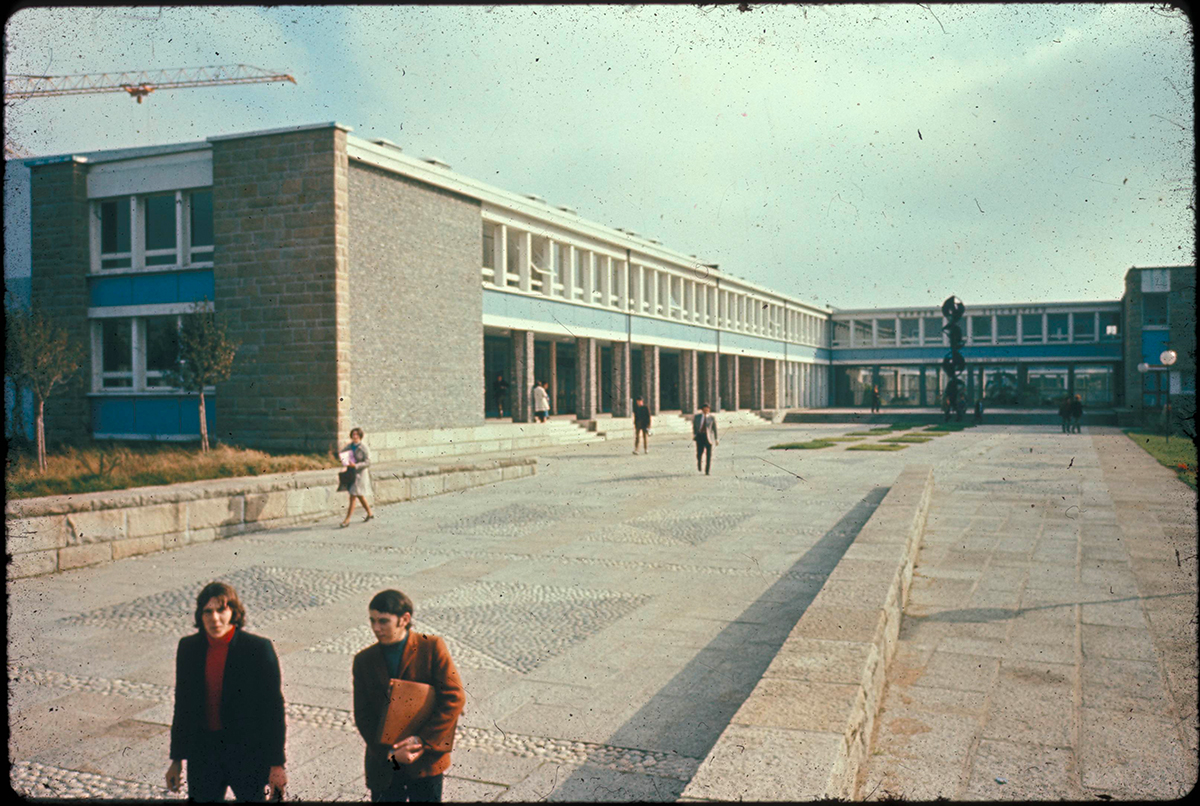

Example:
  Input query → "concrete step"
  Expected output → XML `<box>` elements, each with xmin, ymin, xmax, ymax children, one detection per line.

<box><xmin>783</xmin><ymin>408</ymin><xmax>1118</xmax><ymax>426</ymax></box>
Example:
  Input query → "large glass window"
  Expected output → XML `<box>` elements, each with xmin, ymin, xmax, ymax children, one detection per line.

<box><xmin>1100</xmin><ymin>311</ymin><xmax>1120</xmax><ymax>340</ymax></box>
<box><xmin>923</xmin><ymin>366</ymin><xmax>942</xmax><ymax>406</ymax></box>
<box><xmin>1022</xmin><ymin>313</ymin><xmax>1044</xmax><ymax>342</ymax></box>
<box><xmin>833</xmin><ymin>321</ymin><xmax>850</xmax><ymax>347</ymax></box>
<box><xmin>1142</xmin><ymin>293</ymin><xmax>1168</xmax><ymax>326</ymax></box>
<box><xmin>189</xmin><ymin>190</ymin><xmax>213</xmax><ymax>264</ymax></box>
<box><xmin>922</xmin><ymin>317</ymin><xmax>944</xmax><ymax>345</ymax></box>
<box><xmin>99</xmin><ymin>197</ymin><xmax>132</xmax><ymax>270</ymax></box>
<box><xmin>482</xmin><ymin>223</ymin><xmax>495</xmax><ymax>270</ymax></box>
<box><xmin>1143</xmin><ymin>371</ymin><xmax>1165</xmax><ymax>408</ymax></box>
<box><xmin>877</xmin><ymin>366</ymin><xmax>920</xmax><ymax>405</ymax></box>
<box><xmin>101</xmin><ymin>319</ymin><xmax>133</xmax><ymax>388</ymax></box>
<box><xmin>1072</xmin><ymin>312</ymin><xmax>1095</xmax><ymax>341</ymax></box>
<box><xmin>996</xmin><ymin>315</ymin><xmax>1017</xmax><ymax>344</ymax></box>
<box><xmin>836</xmin><ymin>367</ymin><xmax>874</xmax><ymax>406</ymax></box>
<box><xmin>144</xmin><ymin>194</ymin><xmax>178</xmax><ymax>266</ymax></box>
<box><xmin>1047</xmin><ymin>313</ymin><xmax>1070</xmax><ymax>342</ymax></box>
<box><xmin>876</xmin><ymin>318</ymin><xmax>896</xmax><ymax>346</ymax></box>
<box><xmin>900</xmin><ymin>318</ymin><xmax>920</xmax><ymax>345</ymax></box>
<box><xmin>1074</xmin><ymin>366</ymin><xmax>1113</xmax><ymax>407</ymax></box>
<box><xmin>145</xmin><ymin>316</ymin><xmax>181</xmax><ymax>387</ymax></box>
<box><xmin>1027</xmin><ymin>365</ymin><xmax>1070</xmax><ymax>405</ymax></box>
<box><xmin>853</xmin><ymin>319</ymin><xmax>872</xmax><ymax>346</ymax></box>
<box><xmin>970</xmin><ymin>315</ymin><xmax>992</xmax><ymax>343</ymax></box>
<box><xmin>982</xmin><ymin>366</ymin><xmax>1019</xmax><ymax>404</ymax></box>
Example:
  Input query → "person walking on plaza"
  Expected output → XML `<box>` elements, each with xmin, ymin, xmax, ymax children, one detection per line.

<box><xmin>493</xmin><ymin>373</ymin><xmax>508</xmax><ymax>418</ymax></box>
<box><xmin>633</xmin><ymin>396</ymin><xmax>651</xmax><ymax>454</ymax></box>
<box><xmin>166</xmin><ymin>582</ymin><xmax>287</xmax><ymax>802</ymax></box>
<box><xmin>973</xmin><ymin>398</ymin><xmax>984</xmax><ymax>424</ymax></box>
<box><xmin>1059</xmin><ymin>395</ymin><xmax>1072</xmax><ymax>433</ymax></box>
<box><xmin>1069</xmin><ymin>393</ymin><xmax>1084</xmax><ymax>433</ymax></box>
<box><xmin>533</xmin><ymin>379</ymin><xmax>550</xmax><ymax>423</ymax></box>
<box><xmin>340</xmin><ymin>427</ymin><xmax>374</xmax><ymax>527</ymax></box>
<box><xmin>869</xmin><ymin>385</ymin><xmax>881</xmax><ymax>414</ymax></box>
<box><xmin>353</xmin><ymin>590</ymin><xmax>466</xmax><ymax>803</ymax></box>
<box><xmin>692</xmin><ymin>403</ymin><xmax>718</xmax><ymax>475</ymax></box>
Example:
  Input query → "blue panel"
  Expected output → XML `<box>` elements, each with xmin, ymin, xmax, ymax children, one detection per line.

<box><xmin>180</xmin><ymin>394</ymin><xmax>216</xmax><ymax>435</ymax></box>
<box><xmin>131</xmin><ymin>272</ymin><xmax>180</xmax><ymax>305</ymax></box>
<box><xmin>483</xmin><ymin>290</ymin><xmax>627</xmax><ymax>333</ymax></box>
<box><xmin>91</xmin><ymin>394</ymin><xmax>214</xmax><ymax>437</ymax></box>
<box><xmin>91</xmin><ymin>397</ymin><xmax>137</xmax><ymax>434</ymax></box>
<box><xmin>177</xmin><ymin>270</ymin><xmax>215</xmax><ymax>303</ymax></box>
<box><xmin>135</xmin><ymin>397</ymin><xmax>183</xmax><ymax>434</ymax></box>
<box><xmin>89</xmin><ymin>275</ymin><xmax>134</xmax><ymax>307</ymax></box>
<box><xmin>634</xmin><ymin>316</ymin><xmax>717</xmax><ymax>348</ymax></box>
<box><xmin>1141</xmin><ymin>330</ymin><xmax>1169</xmax><ymax>365</ymax></box>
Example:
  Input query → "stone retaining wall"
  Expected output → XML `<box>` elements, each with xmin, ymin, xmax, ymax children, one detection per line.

<box><xmin>5</xmin><ymin>457</ymin><xmax>537</xmax><ymax>580</ymax></box>
<box><xmin>681</xmin><ymin>464</ymin><xmax>934</xmax><ymax>801</ymax></box>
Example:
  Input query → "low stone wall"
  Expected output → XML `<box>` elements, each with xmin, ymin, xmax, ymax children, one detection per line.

<box><xmin>5</xmin><ymin>457</ymin><xmax>537</xmax><ymax>580</ymax></box>
<box><xmin>681</xmin><ymin>464</ymin><xmax>934</xmax><ymax>802</ymax></box>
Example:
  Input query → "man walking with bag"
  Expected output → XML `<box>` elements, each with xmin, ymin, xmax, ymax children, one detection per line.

<box><xmin>352</xmin><ymin>590</ymin><xmax>465</xmax><ymax>802</ymax></box>
<box><xmin>692</xmin><ymin>403</ymin><xmax>718</xmax><ymax>475</ymax></box>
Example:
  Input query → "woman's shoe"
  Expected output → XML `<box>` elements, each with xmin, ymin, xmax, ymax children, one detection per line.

<box><xmin>340</xmin><ymin>520</ymin><xmax>351</xmax><ymax>528</ymax></box>
<box><xmin>363</xmin><ymin>514</ymin><xmax>375</xmax><ymax>522</ymax></box>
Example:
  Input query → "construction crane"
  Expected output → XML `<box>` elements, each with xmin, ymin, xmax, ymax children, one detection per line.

<box><xmin>4</xmin><ymin>64</ymin><xmax>296</xmax><ymax>103</ymax></box>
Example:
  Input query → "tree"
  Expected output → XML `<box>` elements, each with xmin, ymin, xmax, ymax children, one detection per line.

<box><xmin>4</xmin><ymin>306</ymin><xmax>85</xmax><ymax>471</ymax></box>
<box><xmin>166</xmin><ymin>303</ymin><xmax>239</xmax><ymax>452</ymax></box>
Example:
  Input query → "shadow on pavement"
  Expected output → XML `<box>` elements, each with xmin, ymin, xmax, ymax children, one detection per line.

<box><xmin>912</xmin><ymin>592</ymin><xmax>1194</xmax><ymax>624</ymax></box>
<box><xmin>545</xmin><ymin>485</ymin><xmax>891</xmax><ymax>801</ymax></box>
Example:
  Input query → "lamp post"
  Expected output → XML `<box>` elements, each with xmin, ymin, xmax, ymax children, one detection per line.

<box><xmin>1161</xmin><ymin>349</ymin><xmax>1178</xmax><ymax>443</ymax></box>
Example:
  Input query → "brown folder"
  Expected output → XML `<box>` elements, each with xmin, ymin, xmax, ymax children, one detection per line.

<box><xmin>377</xmin><ymin>679</ymin><xmax>437</xmax><ymax>745</ymax></box>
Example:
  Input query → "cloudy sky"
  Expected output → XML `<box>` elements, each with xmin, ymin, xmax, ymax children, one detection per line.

<box><xmin>4</xmin><ymin>4</ymin><xmax>1194</xmax><ymax>309</ymax></box>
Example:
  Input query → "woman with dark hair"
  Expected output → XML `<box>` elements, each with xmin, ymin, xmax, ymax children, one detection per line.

<box><xmin>165</xmin><ymin>582</ymin><xmax>287</xmax><ymax>802</ymax></box>
<box><xmin>340</xmin><ymin>427</ymin><xmax>374</xmax><ymax>527</ymax></box>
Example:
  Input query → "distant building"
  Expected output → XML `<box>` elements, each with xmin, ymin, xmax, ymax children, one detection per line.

<box><xmin>1122</xmin><ymin>265</ymin><xmax>1196</xmax><ymax>425</ymax></box>
<box><xmin>12</xmin><ymin>121</ymin><xmax>1193</xmax><ymax>448</ymax></box>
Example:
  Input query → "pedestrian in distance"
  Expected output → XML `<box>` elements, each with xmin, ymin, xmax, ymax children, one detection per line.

<box><xmin>692</xmin><ymin>403</ymin><xmax>718</xmax><ymax>475</ymax></box>
<box><xmin>166</xmin><ymin>582</ymin><xmax>287</xmax><ymax>802</ymax></box>
<box><xmin>352</xmin><ymin>590</ymin><xmax>466</xmax><ymax>803</ymax></box>
<box><xmin>493</xmin><ymin>373</ymin><xmax>508</xmax><ymax>418</ymax></box>
<box><xmin>870</xmin><ymin>385</ymin><xmax>881</xmax><ymax>414</ymax></box>
<box><xmin>1070</xmin><ymin>394</ymin><xmax>1084</xmax><ymax>434</ymax></box>
<box><xmin>1059</xmin><ymin>395</ymin><xmax>1072</xmax><ymax>433</ymax></box>
<box><xmin>532</xmin><ymin>379</ymin><xmax>550</xmax><ymax>423</ymax></box>
<box><xmin>632</xmin><ymin>396</ymin><xmax>651</xmax><ymax>454</ymax></box>
<box><xmin>340</xmin><ymin>427</ymin><xmax>374</xmax><ymax>527</ymax></box>
<box><xmin>974</xmin><ymin>398</ymin><xmax>984</xmax><ymax>424</ymax></box>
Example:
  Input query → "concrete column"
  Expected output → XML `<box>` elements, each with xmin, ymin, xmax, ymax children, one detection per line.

<box><xmin>565</xmin><ymin>245</ymin><xmax>577</xmax><ymax>300</ymax></box>
<box><xmin>548</xmin><ymin>341</ymin><xmax>558</xmax><ymax>414</ymax></box>
<box><xmin>493</xmin><ymin>224</ymin><xmax>507</xmax><ymax>284</ymax></box>
<box><xmin>517</xmin><ymin>230</ymin><xmax>532</xmax><ymax>292</ymax></box>
<box><xmin>642</xmin><ymin>344</ymin><xmax>661</xmax><ymax>415</ymax></box>
<box><xmin>575</xmin><ymin>336</ymin><xmax>598</xmax><ymax>420</ymax></box>
<box><xmin>599</xmin><ymin>255</ymin><xmax>612</xmax><ymax>307</ymax></box>
<box><xmin>511</xmin><ymin>330</ymin><xmax>535</xmax><ymax>423</ymax></box>
<box><xmin>615</xmin><ymin>259</ymin><xmax>628</xmax><ymax>310</ymax></box>
<box><xmin>721</xmin><ymin>354</ymin><xmax>740</xmax><ymax>410</ymax></box>
<box><xmin>703</xmin><ymin>352</ymin><xmax>720</xmax><ymax>412</ymax></box>
<box><xmin>612</xmin><ymin>341</ymin><xmax>632</xmax><ymax>417</ymax></box>
<box><xmin>584</xmin><ymin>251</ymin><xmax>596</xmax><ymax>303</ymax></box>
<box><xmin>750</xmin><ymin>357</ymin><xmax>765</xmax><ymax>410</ymax></box>
<box><xmin>647</xmin><ymin>268</ymin><xmax>659</xmax><ymax>316</ymax></box>
<box><xmin>770</xmin><ymin>360</ymin><xmax>784</xmax><ymax>408</ymax></box>
<box><xmin>679</xmin><ymin>349</ymin><xmax>699</xmax><ymax>414</ymax></box>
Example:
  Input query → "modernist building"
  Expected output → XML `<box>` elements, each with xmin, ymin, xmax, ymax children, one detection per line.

<box><xmin>13</xmin><ymin>121</ymin><xmax>1194</xmax><ymax>449</ymax></box>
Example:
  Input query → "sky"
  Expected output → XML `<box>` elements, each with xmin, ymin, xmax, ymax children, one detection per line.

<box><xmin>3</xmin><ymin>4</ymin><xmax>1194</xmax><ymax>310</ymax></box>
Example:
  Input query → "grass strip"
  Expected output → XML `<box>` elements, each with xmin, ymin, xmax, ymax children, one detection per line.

<box><xmin>867</xmin><ymin>428</ymin><xmax>893</xmax><ymax>434</ymax></box>
<box><xmin>881</xmin><ymin>435</ymin><xmax>933</xmax><ymax>444</ymax></box>
<box><xmin>828</xmin><ymin>436</ymin><xmax>866</xmax><ymax>442</ymax></box>
<box><xmin>845</xmin><ymin>431</ymin><xmax>882</xmax><ymax>436</ymax></box>
<box><xmin>846</xmin><ymin>443</ymin><xmax>909</xmax><ymax>451</ymax></box>
<box><xmin>1124</xmin><ymin>430</ymin><xmax>1197</xmax><ymax>489</ymax></box>
<box><xmin>886</xmin><ymin>422</ymin><xmax>921</xmax><ymax>431</ymax></box>
<box><xmin>770</xmin><ymin>440</ymin><xmax>836</xmax><ymax>450</ymax></box>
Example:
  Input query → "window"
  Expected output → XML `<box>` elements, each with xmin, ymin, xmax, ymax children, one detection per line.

<box><xmin>900</xmin><ymin>318</ymin><xmax>920</xmax><ymax>345</ymax></box>
<box><xmin>482</xmin><ymin>223</ymin><xmax>495</xmax><ymax>269</ymax></box>
<box><xmin>94</xmin><ymin>314</ymin><xmax>197</xmax><ymax>392</ymax></box>
<box><xmin>970</xmin><ymin>315</ymin><xmax>992</xmax><ymax>343</ymax></box>
<box><xmin>1100</xmin><ymin>311</ymin><xmax>1120</xmax><ymax>340</ymax></box>
<box><xmin>144</xmin><ymin>194</ymin><xmax>178</xmax><ymax>266</ymax></box>
<box><xmin>1027</xmin><ymin>365</ymin><xmax>1069</xmax><ymax>405</ymax></box>
<box><xmin>833</xmin><ymin>320</ymin><xmax>850</xmax><ymax>347</ymax></box>
<box><xmin>1074</xmin><ymin>365</ymin><xmax>1113</xmax><ymax>407</ymax></box>
<box><xmin>99</xmin><ymin>197</ymin><xmax>132</xmax><ymax>269</ymax></box>
<box><xmin>853</xmin><ymin>319</ymin><xmax>872</xmax><ymax>346</ymax></box>
<box><xmin>189</xmin><ymin>190</ymin><xmax>213</xmax><ymax>264</ymax></box>
<box><xmin>996</xmin><ymin>315</ymin><xmax>1017</xmax><ymax>344</ymax></box>
<box><xmin>1047</xmin><ymin>313</ymin><xmax>1070</xmax><ymax>342</ymax></box>
<box><xmin>1022</xmin><ymin>313</ymin><xmax>1044</xmax><ymax>342</ymax></box>
<box><xmin>1072</xmin><ymin>312</ymin><xmax>1095</xmax><ymax>341</ymax></box>
<box><xmin>101</xmin><ymin>319</ymin><xmax>133</xmax><ymax>388</ymax></box>
<box><xmin>876</xmin><ymin>318</ymin><xmax>896</xmax><ymax>346</ymax></box>
<box><xmin>1143</xmin><ymin>293</ymin><xmax>1168</xmax><ymax>327</ymax></box>
<box><xmin>144</xmin><ymin>316</ymin><xmax>181</xmax><ymax>387</ymax></box>
<box><xmin>922</xmin><ymin>317</ymin><xmax>943</xmax><ymax>345</ymax></box>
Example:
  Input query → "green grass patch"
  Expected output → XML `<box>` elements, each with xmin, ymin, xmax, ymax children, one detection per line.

<box><xmin>1124</xmin><ymin>430</ymin><xmax>1197</xmax><ymax>489</ymax></box>
<box><xmin>867</xmin><ymin>427</ymin><xmax>893</xmax><ymax>433</ymax></box>
<box><xmin>881</xmin><ymin>435</ymin><xmax>933</xmax><ymax>444</ymax></box>
<box><xmin>846</xmin><ymin>443</ymin><xmax>909</xmax><ymax>451</ymax></box>
<box><xmin>885</xmin><ymin>422</ymin><xmax>921</xmax><ymax>431</ymax></box>
<box><xmin>6</xmin><ymin>442</ymin><xmax>336</xmax><ymax>500</ymax></box>
<box><xmin>845</xmin><ymin>431</ymin><xmax>883</xmax><ymax>436</ymax></box>
<box><xmin>828</xmin><ymin>436</ymin><xmax>866</xmax><ymax>442</ymax></box>
<box><xmin>770</xmin><ymin>440</ymin><xmax>836</xmax><ymax>450</ymax></box>
<box><xmin>925</xmin><ymin>422</ymin><xmax>976</xmax><ymax>432</ymax></box>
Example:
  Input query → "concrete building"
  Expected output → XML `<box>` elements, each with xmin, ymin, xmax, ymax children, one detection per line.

<box><xmin>9</xmin><ymin>121</ymin><xmax>1193</xmax><ymax>448</ymax></box>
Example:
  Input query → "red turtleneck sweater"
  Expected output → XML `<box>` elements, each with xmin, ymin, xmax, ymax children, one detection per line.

<box><xmin>204</xmin><ymin>626</ymin><xmax>236</xmax><ymax>731</ymax></box>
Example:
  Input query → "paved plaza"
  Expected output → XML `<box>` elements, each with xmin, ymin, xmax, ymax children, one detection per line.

<box><xmin>8</xmin><ymin>423</ymin><xmax>1197</xmax><ymax>801</ymax></box>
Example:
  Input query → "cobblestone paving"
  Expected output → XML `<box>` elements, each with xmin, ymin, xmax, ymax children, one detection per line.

<box><xmin>440</xmin><ymin>503</ymin><xmax>603</xmax><ymax>536</ymax></box>
<box><xmin>62</xmin><ymin>566</ymin><xmax>402</xmax><ymax>633</ymax></box>
<box><xmin>12</xmin><ymin>761</ymin><xmax>186</xmax><ymax>800</ymax></box>
<box><xmin>307</xmin><ymin>623</ymin><xmax>520</xmax><ymax>672</ymax></box>
<box><xmin>588</xmin><ymin>508</ymin><xmax>756</xmax><ymax>547</ymax></box>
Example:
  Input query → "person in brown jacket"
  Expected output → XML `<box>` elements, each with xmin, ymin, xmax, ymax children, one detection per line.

<box><xmin>352</xmin><ymin>589</ymin><xmax>465</xmax><ymax>802</ymax></box>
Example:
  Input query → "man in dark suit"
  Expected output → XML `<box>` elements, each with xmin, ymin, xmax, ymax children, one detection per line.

<box><xmin>692</xmin><ymin>403</ymin><xmax>719</xmax><ymax>475</ymax></box>
<box><xmin>353</xmin><ymin>589</ymin><xmax>465</xmax><ymax>803</ymax></box>
<box><xmin>166</xmin><ymin>581</ymin><xmax>287</xmax><ymax>802</ymax></box>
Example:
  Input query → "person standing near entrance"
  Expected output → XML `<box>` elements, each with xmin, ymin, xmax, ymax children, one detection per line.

<box><xmin>533</xmin><ymin>379</ymin><xmax>550</xmax><ymax>423</ymax></box>
<box><xmin>352</xmin><ymin>590</ymin><xmax>465</xmax><ymax>803</ymax></box>
<box><xmin>692</xmin><ymin>403</ymin><xmax>718</xmax><ymax>475</ymax></box>
<box><xmin>869</xmin><ymin>385</ymin><xmax>882</xmax><ymax>414</ymax></box>
<box><xmin>633</xmin><ymin>396</ymin><xmax>651</xmax><ymax>454</ymax></box>
<box><xmin>166</xmin><ymin>582</ymin><xmax>287</xmax><ymax>802</ymax></box>
<box><xmin>1059</xmin><ymin>395</ymin><xmax>1072</xmax><ymax>433</ymax></box>
<box><xmin>493</xmin><ymin>374</ymin><xmax>508</xmax><ymax>418</ymax></box>
<box><xmin>1069</xmin><ymin>394</ymin><xmax>1083</xmax><ymax>433</ymax></box>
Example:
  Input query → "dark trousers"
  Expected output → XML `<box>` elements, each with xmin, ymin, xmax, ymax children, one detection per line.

<box><xmin>187</xmin><ymin>731</ymin><xmax>267</xmax><ymax>802</ymax></box>
<box><xmin>1061</xmin><ymin>416</ymin><xmax>1070</xmax><ymax>433</ymax></box>
<box><xmin>695</xmin><ymin>437</ymin><xmax>713</xmax><ymax>474</ymax></box>
<box><xmin>371</xmin><ymin>774</ymin><xmax>444</xmax><ymax>803</ymax></box>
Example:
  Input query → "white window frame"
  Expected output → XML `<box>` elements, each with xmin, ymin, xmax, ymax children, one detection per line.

<box><xmin>91</xmin><ymin>189</ymin><xmax>213</xmax><ymax>275</ymax></box>
<box><xmin>90</xmin><ymin>306</ymin><xmax>215</xmax><ymax>394</ymax></box>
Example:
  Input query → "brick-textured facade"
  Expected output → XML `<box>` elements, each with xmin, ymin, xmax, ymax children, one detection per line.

<box><xmin>346</xmin><ymin>162</ymin><xmax>483</xmax><ymax>433</ymax></box>
<box><xmin>29</xmin><ymin>159</ymin><xmax>91</xmax><ymax>443</ymax></box>
<box><xmin>1122</xmin><ymin>265</ymin><xmax>1196</xmax><ymax>422</ymax></box>
<box><xmin>211</xmin><ymin>126</ymin><xmax>349</xmax><ymax>451</ymax></box>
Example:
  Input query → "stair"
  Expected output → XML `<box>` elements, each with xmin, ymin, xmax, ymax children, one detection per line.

<box><xmin>370</xmin><ymin>419</ymin><xmax>602</xmax><ymax>462</ymax></box>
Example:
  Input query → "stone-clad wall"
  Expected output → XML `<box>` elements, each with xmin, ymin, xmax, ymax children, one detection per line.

<box><xmin>210</xmin><ymin>124</ymin><xmax>351</xmax><ymax>452</ymax></box>
<box><xmin>28</xmin><ymin>159</ymin><xmax>92</xmax><ymax>443</ymax></box>
<box><xmin>6</xmin><ymin>456</ymin><xmax>537</xmax><ymax>580</ymax></box>
<box><xmin>346</xmin><ymin>163</ymin><xmax>484</xmax><ymax>433</ymax></box>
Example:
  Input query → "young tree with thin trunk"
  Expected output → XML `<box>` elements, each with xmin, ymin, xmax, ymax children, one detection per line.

<box><xmin>4</xmin><ymin>306</ymin><xmax>84</xmax><ymax>471</ymax></box>
<box><xmin>166</xmin><ymin>304</ymin><xmax>239</xmax><ymax>452</ymax></box>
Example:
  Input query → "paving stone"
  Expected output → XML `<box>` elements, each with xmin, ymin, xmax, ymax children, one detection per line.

<box><xmin>913</xmin><ymin>651</ymin><xmax>1000</xmax><ymax>693</ymax></box>
<box><xmin>1079</xmin><ymin>708</ymin><xmax>1193</xmax><ymax>798</ymax></box>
